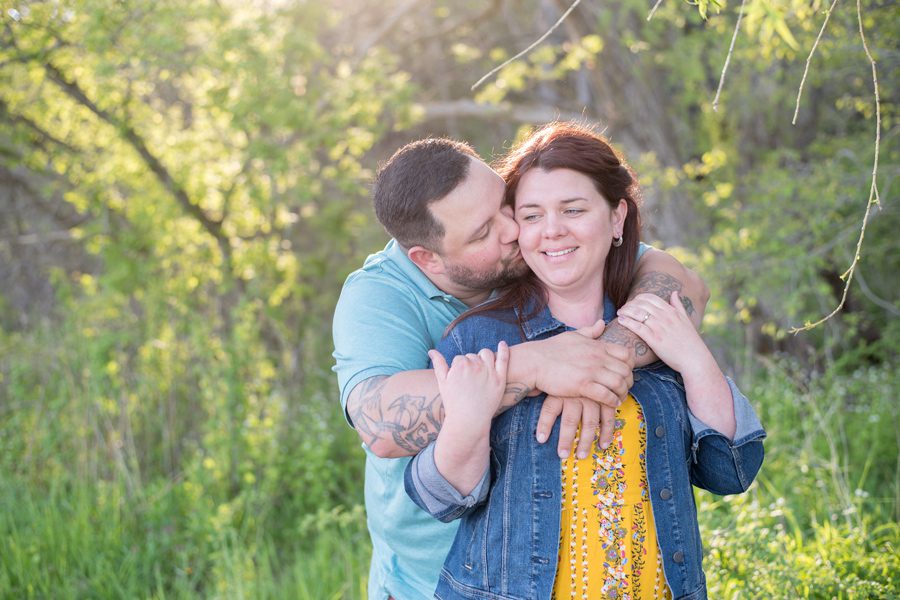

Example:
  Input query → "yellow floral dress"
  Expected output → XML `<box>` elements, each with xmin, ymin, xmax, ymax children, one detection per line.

<box><xmin>553</xmin><ymin>395</ymin><xmax>673</xmax><ymax>600</ymax></box>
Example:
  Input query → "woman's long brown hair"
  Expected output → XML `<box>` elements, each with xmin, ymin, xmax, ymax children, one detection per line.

<box><xmin>447</xmin><ymin>121</ymin><xmax>643</xmax><ymax>334</ymax></box>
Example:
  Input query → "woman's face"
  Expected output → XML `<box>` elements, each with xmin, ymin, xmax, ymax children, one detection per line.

<box><xmin>514</xmin><ymin>168</ymin><xmax>626</xmax><ymax>296</ymax></box>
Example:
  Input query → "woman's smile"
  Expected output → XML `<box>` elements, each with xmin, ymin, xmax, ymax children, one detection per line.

<box><xmin>514</xmin><ymin>167</ymin><xmax>626</xmax><ymax>299</ymax></box>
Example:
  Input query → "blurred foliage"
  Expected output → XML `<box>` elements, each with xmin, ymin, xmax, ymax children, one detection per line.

<box><xmin>0</xmin><ymin>0</ymin><xmax>897</xmax><ymax>597</ymax></box>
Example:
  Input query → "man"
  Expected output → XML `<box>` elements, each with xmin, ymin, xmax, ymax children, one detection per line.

<box><xmin>332</xmin><ymin>137</ymin><xmax>707</xmax><ymax>599</ymax></box>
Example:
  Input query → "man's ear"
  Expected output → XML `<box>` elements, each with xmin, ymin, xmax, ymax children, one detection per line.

<box><xmin>407</xmin><ymin>245</ymin><xmax>445</xmax><ymax>275</ymax></box>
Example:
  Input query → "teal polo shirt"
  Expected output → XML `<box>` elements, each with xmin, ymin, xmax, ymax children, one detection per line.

<box><xmin>332</xmin><ymin>240</ymin><xmax>468</xmax><ymax>600</ymax></box>
<box><xmin>332</xmin><ymin>239</ymin><xmax>651</xmax><ymax>599</ymax></box>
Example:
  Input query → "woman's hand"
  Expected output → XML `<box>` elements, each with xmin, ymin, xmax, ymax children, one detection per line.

<box><xmin>429</xmin><ymin>342</ymin><xmax>509</xmax><ymax>495</ymax></box>
<box><xmin>616</xmin><ymin>291</ymin><xmax>707</xmax><ymax>375</ymax></box>
<box><xmin>429</xmin><ymin>342</ymin><xmax>510</xmax><ymax>430</ymax></box>
<box><xmin>617</xmin><ymin>291</ymin><xmax>736</xmax><ymax>439</ymax></box>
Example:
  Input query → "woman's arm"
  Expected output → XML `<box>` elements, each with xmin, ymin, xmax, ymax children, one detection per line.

<box><xmin>404</xmin><ymin>342</ymin><xmax>509</xmax><ymax>522</ymax></box>
<box><xmin>618</xmin><ymin>291</ymin><xmax>766</xmax><ymax>494</ymax></box>
<box><xmin>617</xmin><ymin>291</ymin><xmax>735</xmax><ymax>438</ymax></box>
<box><xmin>430</xmin><ymin>343</ymin><xmax>509</xmax><ymax>495</ymax></box>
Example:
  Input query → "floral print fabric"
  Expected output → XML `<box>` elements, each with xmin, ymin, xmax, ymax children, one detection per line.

<box><xmin>553</xmin><ymin>395</ymin><xmax>672</xmax><ymax>600</ymax></box>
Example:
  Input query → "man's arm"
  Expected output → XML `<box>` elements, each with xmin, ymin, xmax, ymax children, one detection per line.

<box><xmin>346</xmin><ymin>369</ymin><xmax>529</xmax><ymax>459</ymax></box>
<box><xmin>599</xmin><ymin>248</ymin><xmax>709</xmax><ymax>366</ymax></box>
<box><xmin>346</xmin><ymin>328</ymin><xmax>632</xmax><ymax>459</ymax></box>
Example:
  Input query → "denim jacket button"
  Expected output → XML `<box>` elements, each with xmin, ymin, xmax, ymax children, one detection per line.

<box><xmin>659</xmin><ymin>488</ymin><xmax>672</xmax><ymax>500</ymax></box>
<box><xmin>673</xmin><ymin>550</ymin><xmax>684</xmax><ymax>563</ymax></box>
<box><xmin>654</xmin><ymin>425</ymin><xmax>665</xmax><ymax>438</ymax></box>
<box><xmin>633</xmin><ymin>372</ymin><xmax>641</xmax><ymax>382</ymax></box>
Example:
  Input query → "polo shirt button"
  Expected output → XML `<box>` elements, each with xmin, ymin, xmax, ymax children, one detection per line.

<box><xmin>659</xmin><ymin>488</ymin><xmax>672</xmax><ymax>500</ymax></box>
<box><xmin>673</xmin><ymin>550</ymin><xmax>684</xmax><ymax>563</ymax></box>
<box><xmin>655</xmin><ymin>426</ymin><xmax>665</xmax><ymax>438</ymax></box>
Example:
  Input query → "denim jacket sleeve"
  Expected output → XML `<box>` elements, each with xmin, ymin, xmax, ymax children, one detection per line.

<box><xmin>404</xmin><ymin>441</ymin><xmax>491</xmax><ymax>522</ymax></box>
<box><xmin>688</xmin><ymin>377</ymin><xmax>766</xmax><ymax>495</ymax></box>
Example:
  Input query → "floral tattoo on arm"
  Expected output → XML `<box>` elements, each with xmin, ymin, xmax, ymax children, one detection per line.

<box><xmin>347</xmin><ymin>375</ymin><xmax>532</xmax><ymax>453</ymax></box>
<box><xmin>347</xmin><ymin>375</ymin><xmax>444</xmax><ymax>454</ymax></box>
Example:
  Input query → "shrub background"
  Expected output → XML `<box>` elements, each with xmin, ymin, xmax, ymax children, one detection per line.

<box><xmin>0</xmin><ymin>1</ymin><xmax>897</xmax><ymax>598</ymax></box>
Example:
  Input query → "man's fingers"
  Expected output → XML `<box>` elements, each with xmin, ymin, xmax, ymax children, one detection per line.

<box><xmin>557</xmin><ymin>400</ymin><xmax>582</xmax><ymax>459</ymax></box>
<box><xmin>575</xmin><ymin>400</ymin><xmax>599</xmax><ymax>459</ymax></box>
<box><xmin>428</xmin><ymin>349</ymin><xmax>449</xmax><ymax>381</ymax></box>
<box><xmin>583</xmin><ymin>381</ymin><xmax>624</xmax><ymax>408</ymax></box>
<box><xmin>670</xmin><ymin>290</ymin><xmax>688</xmax><ymax>317</ymax></box>
<box><xmin>575</xmin><ymin>318</ymin><xmax>605</xmax><ymax>339</ymax></box>
<box><xmin>597</xmin><ymin>405</ymin><xmax>616</xmax><ymax>449</ymax></box>
<box><xmin>536</xmin><ymin>395</ymin><xmax>563</xmax><ymax>444</ymax></box>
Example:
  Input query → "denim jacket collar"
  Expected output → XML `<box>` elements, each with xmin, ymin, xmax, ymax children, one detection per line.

<box><xmin>515</xmin><ymin>295</ymin><xmax>618</xmax><ymax>340</ymax></box>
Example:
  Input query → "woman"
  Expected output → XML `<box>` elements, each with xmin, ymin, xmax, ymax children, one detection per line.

<box><xmin>404</xmin><ymin>122</ymin><xmax>765</xmax><ymax>599</ymax></box>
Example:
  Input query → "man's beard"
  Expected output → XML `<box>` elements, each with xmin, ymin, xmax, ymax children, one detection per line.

<box><xmin>444</xmin><ymin>251</ymin><xmax>529</xmax><ymax>292</ymax></box>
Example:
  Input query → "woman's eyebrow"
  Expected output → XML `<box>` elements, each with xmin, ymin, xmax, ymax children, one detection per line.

<box><xmin>517</xmin><ymin>197</ymin><xmax>588</xmax><ymax>210</ymax></box>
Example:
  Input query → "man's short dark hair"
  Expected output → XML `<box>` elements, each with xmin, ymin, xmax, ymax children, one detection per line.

<box><xmin>373</xmin><ymin>138</ymin><xmax>479</xmax><ymax>250</ymax></box>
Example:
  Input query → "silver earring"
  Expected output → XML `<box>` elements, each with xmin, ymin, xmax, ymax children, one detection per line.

<box><xmin>612</xmin><ymin>235</ymin><xmax>623</xmax><ymax>247</ymax></box>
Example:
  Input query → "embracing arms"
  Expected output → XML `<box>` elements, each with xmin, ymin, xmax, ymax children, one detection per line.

<box><xmin>344</xmin><ymin>326</ymin><xmax>632</xmax><ymax>458</ymax></box>
<box><xmin>336</xmin><ymin>247</ymin><xmax>709</xmax><ymax>459</ymax></box>
<box><xmin>533</xmin><ymin>248</ymin><xmax>710</xmax><ymax>457</ymax></box>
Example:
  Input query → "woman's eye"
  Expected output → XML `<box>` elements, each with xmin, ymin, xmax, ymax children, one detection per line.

<box><xmin>521</xmin><ymin>214</ymin><xmax>540</xmax><ymax>222</ymax></box>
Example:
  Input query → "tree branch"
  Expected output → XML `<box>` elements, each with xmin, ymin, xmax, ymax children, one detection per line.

<box><xmin>471</xmin><ymin>0</ymin><xmax>582</xmax><ymax>91</ymax></box>
<box><xmin>0</xmin><ymin>97</ymin><xmax>80</xmax><ymax>154</ymax></box>
<box><xmin>420</xmin><ymin>99</ymin><xmax>588</xmax><ymax>125</ymax></box>
<box><xmin>647</xmin><ymin>0</ymin><xmax>666</xmax><ymax>21</ymax></box>
<box><xmin>793</xmin><ymin>0</ymin><xmax>840</xmax><ymax>125</ymax></box>
<box><xmin>712</xmin><ymin>0</ymin><xmax>747</xmax><ymax>112</ymax></box>
<box><xmin>791</xmin><ymin>0</ymin><xmax>883</xmax><ymax>334</ymax></box>
<box><xmin>40</xmin><ymin>60</ymin><xmax>228</xmax><ymax>246</ymax></box>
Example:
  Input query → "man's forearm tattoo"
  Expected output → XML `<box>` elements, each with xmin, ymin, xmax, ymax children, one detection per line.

<box><xmin>600</xmin><ymin>321</ymin><xmax>650</xmax><ymax>356</ymax></box>
<box><xmin>599</xmin><ymin>271</ymin><xmax>695</xmax><ymax>355</ymax></box>
<box><xmin>347</xmin><ymin>376</ymin><xmax>444</xmax><ymax>453</ymax></box>
<box><xmin>501</xmin><ymin>382</ymin><xmax>533</xmax><ymax>410</ymax></box>
<box><xmin>633</xmin><ymin>271</ymin><xmax>695</xmax><ymax>316</ymax></box>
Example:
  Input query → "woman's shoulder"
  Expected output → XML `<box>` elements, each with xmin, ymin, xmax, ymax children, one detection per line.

<box><xmin>437</xmin><ymin>307</ymin><xmax>522</xmax><ymax>357</ymax></box>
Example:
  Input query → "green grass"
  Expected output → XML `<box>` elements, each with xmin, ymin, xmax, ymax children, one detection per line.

<box><xmin>1</xmin><ymin>317</ymin><xmax>897</xmax><ymax>598</ymax></box>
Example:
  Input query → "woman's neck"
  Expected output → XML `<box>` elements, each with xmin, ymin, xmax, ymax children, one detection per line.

<box><xmin>546</xmin><ymin>285</ymin><xmax>606</xmax><ymax>329</ymax></box>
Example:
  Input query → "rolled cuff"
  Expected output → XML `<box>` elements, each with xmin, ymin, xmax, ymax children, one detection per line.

<box><xmin>405</xmin><ymin>442</ymin><xmax>490</xmax><ymax>522</ymax></box>
<box><xmin>689</xmin><ymin>377</ymin><xmax>766</xmax><ymax>446</ymax></box>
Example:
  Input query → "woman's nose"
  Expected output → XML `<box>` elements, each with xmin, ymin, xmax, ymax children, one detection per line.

<box><xmin>542</xmin><ymin>215</ymin><xmax>565</xmax><ymax>238</ymax></box>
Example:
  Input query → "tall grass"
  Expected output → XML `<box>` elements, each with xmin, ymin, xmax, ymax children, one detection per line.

<box><xmin>1</xmin><ymin>309</ymin><xmax>897</xmax><ymax>598</ymax></box>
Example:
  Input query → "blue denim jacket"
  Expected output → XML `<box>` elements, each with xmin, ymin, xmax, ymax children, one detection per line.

<box><xmin>405</xmin><ymin>299</ymin><xmax>766</xmax><ymax>600</ymax></box>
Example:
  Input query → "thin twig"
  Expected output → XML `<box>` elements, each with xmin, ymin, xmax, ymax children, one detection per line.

<box><xmin>793</xmin><ymin>0</ymin><xmax>840</xmax><ymax>125</ymax></box>
<box><xmin>471</xmin><ymin>0</ymin><xmax>582</xmax><ymax>91</ymax></box>
<box><xmin>647</xmin><ymin>0</ymin><xmax>666</xmax><ymax>21</ymax></box>
<box><xmin>791</xmin><ymin>0</ymin><xmax>881</xmax><ymax>333</ymax></box>
<box><xmin>712</xmin><ymin>0</ymin><xmax>747</xmax><ymax>112</ymax></box>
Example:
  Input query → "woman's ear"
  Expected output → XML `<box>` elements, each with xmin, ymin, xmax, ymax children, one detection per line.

<box><xmin>612</xmin><ymin>198</ymin><xmax>628</xmax><ymax>234</ymax></box>
<box><xmin>407</xmin><ymin>245</ymin><xmax>445</xmax><ymax>275</ymax></box>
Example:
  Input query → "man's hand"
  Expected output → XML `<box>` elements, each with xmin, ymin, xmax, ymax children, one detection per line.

<box><xmin>536</xmin><ymin>396</ymin><xmax>619</xmax><ymax>459</ymax></box>
<box><xmin>510</xmin><ymin>319</ymin><xmax>634</xmax><ymax>458</ymax></box>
